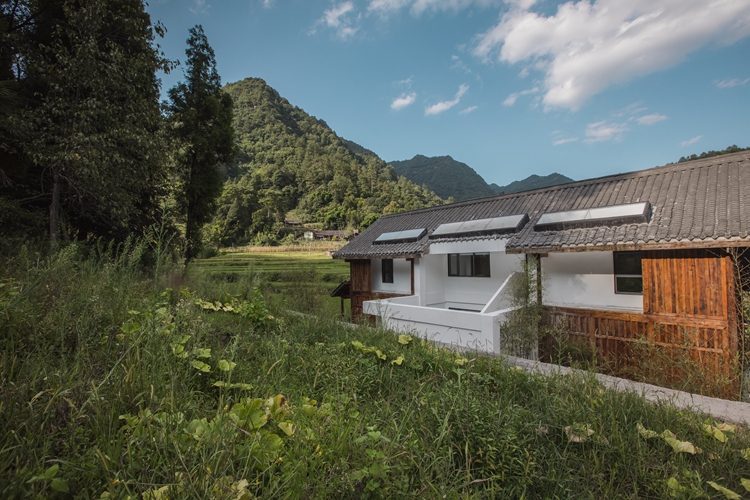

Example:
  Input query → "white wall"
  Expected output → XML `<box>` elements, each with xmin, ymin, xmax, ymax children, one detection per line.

<box><xmin>371</xmin><ymin>258</ymin><xmax>412</xmax><ymax>294</ymax></box>
<box><xmin>419</xmin><ymin>239</ymin><xmax>524</xmax><ymax>310</ymax></box>
<box><xmin>543</xmin><ymin>251</ymin><xmax>643</xmax><ymax>312</ymax></box>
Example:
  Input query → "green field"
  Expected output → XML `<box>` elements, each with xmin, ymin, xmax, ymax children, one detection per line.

<box><xmin>193</xmin><ymin>250</ymin><xmax>352</xmax><ymax>318</ymax></box>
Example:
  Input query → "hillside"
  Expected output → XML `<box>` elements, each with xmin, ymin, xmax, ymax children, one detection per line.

<box><xmin>490</xmin><ymin>173</ymin><xmax>574</xmax><ymax>194</ymax></box>
<box><xmin>209</xmin><ymin>78</ymin><xmax>443</xmax><ymax>246</ymax></box>
<box><xmin>390</xmin><ymin>155</ymin><xmax>574</xmax><ymax>201</ymax></box>
<box><xmin>390</xmin><ymin>155</ymin><xmax>495</xmax><ymax>201</ymax></box>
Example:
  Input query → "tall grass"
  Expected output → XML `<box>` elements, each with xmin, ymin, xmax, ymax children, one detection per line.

<box><xmin>1</xmin><ymin>241</ymin><xmax>749</xmax><ymax>499</ymax></box>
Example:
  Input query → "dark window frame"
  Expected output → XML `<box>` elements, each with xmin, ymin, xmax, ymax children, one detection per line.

<box><xmin>613</xmin><ymin>251</ymin><xmax>643</xmax><ymax>295</ymax></box>
<box><xmin>447</xmin><ymin>253</ymin><xmax>491</xmax><ymax>278</ymax></box>
<box><xmin>381</xmin><ymin>258</ymin><xmax>394</xmax><ymax>283</ymax></box>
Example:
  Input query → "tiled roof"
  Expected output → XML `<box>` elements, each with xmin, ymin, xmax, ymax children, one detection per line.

<box><xmin>333</xmin><ymin>151</ymin><xmax>750</xmax><ymax>259</ymax></box>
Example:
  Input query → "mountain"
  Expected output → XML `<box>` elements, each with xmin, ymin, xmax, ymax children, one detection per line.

<box><xmin>490</xmin><ymin>173</ymin><xmax>574</xmax><ymax>195</ymax></box>
<box><xmin>390</xmin><ymin>155</ymin><xmax>495</xmax><ymax>201</ymax></box>
<box><xmin>209</xmin><ymin>78</ymin><xmax>444</xmax><ymax>246</ymax></box>
<box><xmin>390</xmin><ymin>154</ymin><xmax>574</xmax><ymax>201</ymax></box>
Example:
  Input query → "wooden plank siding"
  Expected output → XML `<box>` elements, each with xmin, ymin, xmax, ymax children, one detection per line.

<box><xmin>349</xmin><ymin>259</ymin><xmax>413</xmax><ymax>321</ymax></box>
<box><xmin>545</xmin><ymin>249</ymin><xmax>739</xmax><ymax>394</ymax></box>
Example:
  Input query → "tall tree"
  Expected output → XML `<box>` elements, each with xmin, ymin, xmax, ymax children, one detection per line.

<box><xmin>166</xmin><ymin>25</ymin><xmax>235</xmax><ymax>263</ymax></box>
<box><xmin>1</xmin><ymin>0</ymin><xmax>171</xmax><ymax>244</ymax></box>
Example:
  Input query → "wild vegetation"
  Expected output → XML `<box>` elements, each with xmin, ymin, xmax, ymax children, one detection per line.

<box><xmin>2</xmin><ymin>241</ymin><xmax>750</xmax><ymax>498</ymax></box>
<box><xmin>676</xmin><ymin>145</ymin><xmax>750</xmax><ymax>164</ymax></box>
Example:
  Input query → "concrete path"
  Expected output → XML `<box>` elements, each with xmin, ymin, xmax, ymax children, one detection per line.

<box><xmin>506</xmin><ymin>355</ymin><xmax>750</xmax><ymax>426</ymax></box>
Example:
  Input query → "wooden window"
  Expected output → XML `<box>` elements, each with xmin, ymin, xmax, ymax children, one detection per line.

<box><xmin>447</xmin><ymin>253</ymin><xmax>491</xmax><ymax>277</ymax></box>
<box><xmin>614</xmin><ymin>251</ymin><xmax>642</xmax><ymax>294</ymax></box>
<box><xmin>381</xmin><ymin>259</ymin><xmax>394</xmax><ymax>283</ymax></box>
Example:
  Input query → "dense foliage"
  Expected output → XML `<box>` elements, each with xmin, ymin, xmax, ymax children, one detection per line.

<box><xmin>2</xmin><ymin>244</ymin><xmax>750</xmax><ymax>498</ymax></box>
<box><xmin>677</xmin><ymin>144</ymin><xmax>750</xmax><ymax>163</ymax></box>
<box><xmin>166</xmin><ymin>25</ymin><xmax>235</xmax><ymax>262</ymax></box>
<box><xmin>390</xmin><ymin>154</ymin><xmax>494</xmax><ymax>201</ymax></box>
<box><xmin>0</xmin><ymin>0</ymin><xmax>170</xmax><ymax>244</ymax></box>
<box><xmin>208</xmin><ymin>78</ymin><xmax>444</xmax><ymax>247</ymax></box>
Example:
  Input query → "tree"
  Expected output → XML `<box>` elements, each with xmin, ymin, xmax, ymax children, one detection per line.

<box><xmin>166</xmin><ymin>25</ymin><xmax>235</xmax><ymax>263</ymax></box>
<box><xmin>1</xmin><ymin>0</ymin><xmax>171</xmax><ymax>244</ymax></box>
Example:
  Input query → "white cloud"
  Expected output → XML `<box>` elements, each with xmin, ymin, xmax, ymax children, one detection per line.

<box><xmin>261</xmin><ymin>0</ymin><xmax>274</xmax><ymax>7</ymax></box>
<box><xmin>459</xmin><ymin>105</ymin><xmax>478</xmax><ymax>114</ymax></box>
<box><xmin>680</xmin><ymin>135</ymin><xmax>703</xmax><ymax>147</ymax></box>
<box><xmin>474</xmin><ymin>0</ymin><xmax>750</xmax><ymax>110</ymax></box>
<box><xmin>503</xmin><ymin>86</ymin><xmax>539</xmax><ymax>106</ymax></box>
<box><xmin>584</xmin><ymin>120</ymin><xmax>628</xmax><ymax>143</ymax></box>
<box><xmin>391</xmin><ymin>92</ymin><xmax>417</xmax><ymax>110</ymax></box>
<box><xmin>553</xmin><ymin>136</ymin><xmax>578</xmax><ymax>145</ymax></box>
<box><xmin>716</xmin><ymin>77</ymin><xmax>750</xmax><ymax>88</ymax></box>
<box><xmin>369</xmin><ymin>0</ymin><xmax>504</xmax><ymax>16</ymax></box>
<box><xmin>425</xmin><ymin>84</ymin><xmax>469</xmax><ymax>115</ymax></box>
<box><xmin>316</xmin><ymin>1</ymin><xmax>360</xmax><ymax>39</ymax></box>
<box><xmin>637</xmin><ymin>113</ymin><xmax>668</xmax><ymax>125</ymax></box>
<box><xmin>394</xmin><ymin>76</ymin><xmax>414</xmax><ymax>87</ymax></box>
<box><xmin>189</xmin><ymin>0</ymin><xmax>209</xmax><ymax>15</ymax></box>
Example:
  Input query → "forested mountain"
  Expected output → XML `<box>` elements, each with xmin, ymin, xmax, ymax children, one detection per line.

<box><xmin>208</xmin><ymin>78</ymin><xmax>443</xmax><ymax>246</ymax></box>
<box><xmin>490</xmin><ymin>173</ymin><xmax>574</xmax><ymax>195</ymax></box>
<box><xmin>390</xmin><ymin>154</ymin><xmax>574</xmax><ymax>201</ymax></box>
<box><xmin>675</xmin><ymin>145</ymin><xmax>750</xmax><ymax>164</ymax></box>
<box><xmin>390</xmin><ymin>155</ymin><xmax>495</xmax><ymax>201</ymax></box>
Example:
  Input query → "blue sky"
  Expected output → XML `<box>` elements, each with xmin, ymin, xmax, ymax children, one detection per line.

<box><xmin>146</xmin><ymin>0</ymin><xmax>750</xmax><ymax>186</ymax></box>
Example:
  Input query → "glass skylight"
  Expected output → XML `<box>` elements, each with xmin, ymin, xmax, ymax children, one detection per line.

<box><xmin>430</xmin><ymin>214</ymin><xmax>529</xmax><ymax>239</ymax></box>
<box><xmin>534</xmin><ymin>201</ymin><xmax>651</xmax><ymax>231</ymax></box>
<box><xmin>373</xmin><ymin>228</ymin><xmax>427</xmax><ymax>244</ymax></box>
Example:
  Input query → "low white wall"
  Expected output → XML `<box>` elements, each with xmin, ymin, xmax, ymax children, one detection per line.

<box><xmin>543</xmin><ymin>251</ymin><xmax>643</xmax><ymax>312</ymax></box>
<box><xmin>371</xmin><ymin>258</ymin><xmax>411</xmax><ymax>294</ymax></box>
<box><xmin>364</xmin><ymin>298</ymin><xmax>513</xmax><ymax>354</ymax></box>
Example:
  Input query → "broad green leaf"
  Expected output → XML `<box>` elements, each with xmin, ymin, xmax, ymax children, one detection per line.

<box><xmin>218</xmin><ymin>359</ymin><xmax>236</xmax><ymax>371</ymax></box>
<box><xmin>190</xmin><ymin>360</ymin><xmax>211</xmax><ymax>372</ymax></box>
<box><xmin>50</xmin><ymin>478</ymin><xmax>69</xmax><ymax>493</ymax></box>
<box><xmin>741</xmin><ymin>478</ymin><xmax>750</xmax><ymax>492</ymax></box>
<box><xmin>565</xmin><ymin>423</ymin><xmax>595</xmax><ymax>443</ymax></box>
<box><xmin>397</xmin><ymin>334</ymin><xmax>413</xmax><ymax>345</ymax></box>
<box><xmin>278</xmin><ymin>421</ymin><xmax>295</xmax><ymax>436</ymax></box>
<box><xmin>192</xmin><ymin>348</ymin><xmax>211</xmax><ymax>359</ymax></box>
<box><xmin>636</xmin><ymin>422</ymin><xmax>659</xmax><ymax>439</ymax></box>
<box><xmin>229</xmin><ymin>383</ymin><xmax>253</xmax><ymax>390</ymax></box>
<box><xmin>703</xmin><ymin>423</ymin><xmax>727</xmax><ymax>443</ymax></box>
<box><xmin>661</xmin><ymin>430</ymin><xmax>700</xmax><ymax>454</ymax></box>
<box><xmin>212</xmin><ymin>381</ymin><xmax>226</xmax><ymax>388</ymax></box>
<box><xmin>454</xmin><ymin>357</ymin><xmax>468</xmax><ymax>366</ymax></box>
<box><xmin>391</xmin><ymin>355</ymin><xmax>405</xmax><ymax>366</ymax></box>
<box><xmin>666</xmin><ymin>477</ymin><xmax>685</xmax><ymax>497</ymax></box>
<box><xmin>44</xmin><ymin>465</ymin><xmax>59</xmax><ymax>479</ymax></box>
<box><xmin>742</xmin><ymin>448</ymin><xmax>750</xmax><ymax>460</ymax></box>
<box><xmin>707</xmin><ymin>481</ymin><xmax>741</xmax><ymax>499</ymax></box>
<box><xmin>374</xmin><ymin>349</ymin><xmax>386</xmax><ymax>360</ymax></box>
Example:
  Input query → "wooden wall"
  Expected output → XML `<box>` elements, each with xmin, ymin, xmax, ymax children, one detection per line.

<box><xmin>348</xmin><ymin>259</ymin><xmax>410</xmax><ymax>320</ymax></box>
<box><xmin>546</xmin><ymin>249</ymin><xmax>739</xmax><ymax>394</ymax></box>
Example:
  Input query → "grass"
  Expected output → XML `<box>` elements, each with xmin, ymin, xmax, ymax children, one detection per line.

<box><xmin>193</xmin><ymin>249</ymin><xmax>351</xmax><ymax>319</ymax></box>
<box><xmin>1</xmin><ymin>240</ymin><xmax>750</xmax><ymax>499</ymax></box>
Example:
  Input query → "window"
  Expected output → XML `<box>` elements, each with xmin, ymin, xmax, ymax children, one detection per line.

<box><xmin>447</xmin><ymin>253</ymin><xmax>491</xmax><ymax>277</ymax></box>
<box><xmin>382</xmin><ymin>259</ymin><xmax>394</xmax><ymax>283</ymax></box>
<box><xmin>614</xmin><ymin>251</ymin><xmax>642</xmax><ymax>294</ymax></box>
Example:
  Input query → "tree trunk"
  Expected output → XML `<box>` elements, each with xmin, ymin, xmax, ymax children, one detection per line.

<box><xmin>49</xmin><ymin>167</ymin><xmax>61</xmax><ymax>248</ymax></box>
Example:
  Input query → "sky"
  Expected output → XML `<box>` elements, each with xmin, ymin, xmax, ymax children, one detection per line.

<box><xmin>146</xmin><ymin>0</ymin><xmax>750</xmax><ymax>187</ymax></box>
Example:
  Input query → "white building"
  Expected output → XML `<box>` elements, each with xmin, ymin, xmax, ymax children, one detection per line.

<box><xmin>333</xmin><ymin>152</ymin><xmax>749</xmax><ymax>379</ymax></box>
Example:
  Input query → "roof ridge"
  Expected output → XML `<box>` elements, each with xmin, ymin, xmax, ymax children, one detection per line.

<box><xmin>377</xmin><ymin>150</ymin><xmax>749</xmax><ymax>221</ymax></box>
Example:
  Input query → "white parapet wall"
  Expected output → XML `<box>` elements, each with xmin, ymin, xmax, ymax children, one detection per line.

<box><xmin>363</xmin><ymin>296</ymin><xmax>517</xmax><ymax>354</ymax></box>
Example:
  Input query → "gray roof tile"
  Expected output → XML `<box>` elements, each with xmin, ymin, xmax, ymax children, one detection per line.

<box><xmin>333</xmin><ymin>151</ymin><xmax>750</xmax><ymax>258</ymax></box>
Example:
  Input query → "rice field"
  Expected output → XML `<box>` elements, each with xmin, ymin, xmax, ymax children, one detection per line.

<box><xmin>193</xmin><ymin>249</ymin><xmax>352</xmax><ymax>317</ymax></box>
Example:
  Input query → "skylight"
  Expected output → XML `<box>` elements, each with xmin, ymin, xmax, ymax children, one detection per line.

<box><xmin>373</xmin><ymin>228</ymin><xmax>427</xmax><ymax>244</ymax></box>
<box><xmin>534</xmin><ymin>201</ymin><xmax>651</xmax><ymax>231</ymax></box>
<box><xmin>430</xmin><ymin>214</ymin><xmax>529</xmax><ymax>239</ymax></box>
